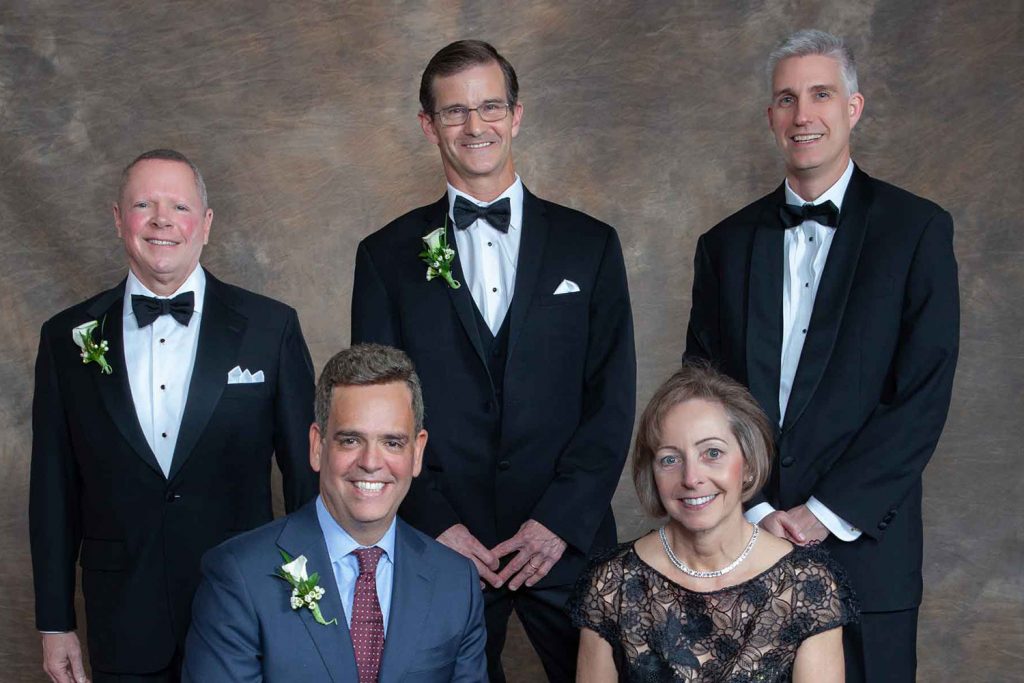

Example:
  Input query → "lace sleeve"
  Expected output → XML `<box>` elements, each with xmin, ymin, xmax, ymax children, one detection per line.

<box><xmin>786</xmin><ymin>545</ymin><xmax>860</xmax><ymax>644</ymax></box>
<box><xmin>568</xmin><ymin>544</ymin><xmax>629</xmax><ymax>647</ymax></box>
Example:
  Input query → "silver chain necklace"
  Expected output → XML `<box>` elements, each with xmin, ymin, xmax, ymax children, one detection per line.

<box><xmin>658</xmin><ymin>523</ymin><xmax>759</xmax><ymax>579</ymax></box>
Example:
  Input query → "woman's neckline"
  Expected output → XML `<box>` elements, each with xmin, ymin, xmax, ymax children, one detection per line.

<box><xmin>629</xmin><ymin>537</ymin><xmax>800</xmax><ymax>596</ymax></box>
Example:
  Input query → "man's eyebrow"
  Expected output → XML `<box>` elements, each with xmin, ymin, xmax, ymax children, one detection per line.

<box><xmin>332</xmin><ymin>429</ymin><xmax>364</xmax><ymax>439</ymax></box>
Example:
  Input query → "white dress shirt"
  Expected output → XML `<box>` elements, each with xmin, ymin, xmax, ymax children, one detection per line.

<box><xmin>449</xmin><ymin>177</ymin><xmax>524</xmax><ymax>335</ymax></box>
<box><xmin>123</xmin><ymin>266</ymin><xmax>206</xmax><ymax>477</ymax></box>
<box><xmin>746</xmin><ymin>161</ymin><xmax>861</xmax><ymax>541</ymax></box>
<box><xmin>316</xmin><ymin>496</ymin><xmax>396</xmax><ymax>630</ymax></box>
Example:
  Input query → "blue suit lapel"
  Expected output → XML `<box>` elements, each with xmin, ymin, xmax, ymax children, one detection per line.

<box><xmin>167</xmin><ymin>273</ymin><xmax>246</xmax><ymax>480</ymax></box>
<box><xmin>276</xmin><ymin>502</ymin><xmax>359</xmax><ymax>683</ymax></box>
<box><xmin>745</xmin><ymin>187</ymin><xmax>786</xmax><ymax>429</ymax></box>
<box><xmin>379</xmin><ymin>520</ymin><xmax>433</xmax><ymax>683</ymax></box>
<box><xmin>782</xmin><ymin>167</ymin><xmax>873</xmax><ymax>432</ymax></box>
<box><xmin>87</xmin><ymin>282</ymin><xmax>164</xmax><ymax>477</ymax></box>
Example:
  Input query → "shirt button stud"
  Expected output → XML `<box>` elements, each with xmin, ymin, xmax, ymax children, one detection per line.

<box><xmin>161</xmin><ymin>432</ymin><xmax>168</xmax><ymax>438</ymax></box>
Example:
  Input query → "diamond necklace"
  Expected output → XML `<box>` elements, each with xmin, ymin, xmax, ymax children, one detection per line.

<box><xmin>658</xmin><ymin>523</ymin><xmax>759</xmax><ymax>579</ymax></box>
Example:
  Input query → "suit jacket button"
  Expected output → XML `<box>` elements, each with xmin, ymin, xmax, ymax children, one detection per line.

<box><xmin>165</xmin><ymin>491</ymin><xmax>180</xmax><ymax>502</ymax></box>
<box><xmin>498</xmin><ymin>460</ymin><xmax>511</xmax><ymax>471</ymax></box>
<box><xmin>483</xmin><ymin>401</ymin><xmax>492</xmax><ymax>413</ymax></box>
<box><xmin>877</xmin><ymin>521</ymin><xmax>888</xmax><ymax>530</ymax></box>
<box><xmin>780</xmin><ymin>456</ymin><xmax>795</xmax><ymax>467</ymax></box>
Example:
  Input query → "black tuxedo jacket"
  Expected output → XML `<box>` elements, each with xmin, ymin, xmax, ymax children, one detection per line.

<box><xmin>30</xmin><ymin>271</ymin><xmax>319</xmax><ymax>673</ymax></box>
<box><xmin>351</xmin><ymin>189</ymin><xmax>636</xmax><ymax>586</ymax></box>
<box><xmin>685</xmin><ymin>166</ymin><xmax>959</xmax><ymax>612</ymax></box>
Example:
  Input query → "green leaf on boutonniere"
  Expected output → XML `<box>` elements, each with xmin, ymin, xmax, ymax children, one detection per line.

<box><xmin>419</xmin><ymin>216</ymin><xmax>461</xmax><ymax>289</ymax></box>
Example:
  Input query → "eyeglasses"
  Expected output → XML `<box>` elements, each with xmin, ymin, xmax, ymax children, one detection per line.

<box><xmin>432</xmin><ymin>102</ymin><xmax>512</xmax><ymax>126</ymax></box>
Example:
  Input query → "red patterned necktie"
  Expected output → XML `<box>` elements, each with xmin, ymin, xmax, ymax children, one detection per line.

<box><xmin>351</xmin><ymin>547</ymin><xmax>385</xmax><ymax>683</ymax></box>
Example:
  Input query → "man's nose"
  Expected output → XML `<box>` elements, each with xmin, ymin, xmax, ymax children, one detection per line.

<box><xmin>150</xmin><ymin>206</ymin><xmax>172</xmax><ymax>228</ymax></box>
<box><xmin>792</xmin><ymin>97</ymin><xmax>812</xmax><ymax>125</ymax></box>
<box><xmin>357</xmin><ymin>445</ymin><xmax>384</xmax><ymax>471</ymax></box>
<box><xmin>462</xmin><ymin>108</ymin><xmax>486</xmax><ymax>134</ymax></box>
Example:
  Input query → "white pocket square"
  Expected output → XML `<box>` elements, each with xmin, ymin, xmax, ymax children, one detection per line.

<box><xmin>553</xmin><ymin>279</ymin><xmax>580</xmax><ymax>295</ymax></box>
<box><xmin>227</xmin><ymin>366</ymin><xmax>265</xmax><ymax>384</ymax></box>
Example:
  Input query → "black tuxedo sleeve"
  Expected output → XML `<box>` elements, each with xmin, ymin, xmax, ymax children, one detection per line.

<box><xmin>684</xmin><ymin>234</ymin><xmax>719</xmax><ymax>363</ymax></box>
<box><xmin>529</xmin><ymin>229</ymin><xmax>637</xmax><ymax>553</ymax></box>
<box><xmin>813</xmin><ymin>211</ymin><xmax>959</xmax><ymax>538</ymax></box>
<box><xmin>29</xmin><ymin>324</ymin><xmax>81</xmax><ymax>632</ymax></box>
<box><xmin>273</xmin><ymin>309</ymin><xmax>318</xmax><ymax>513</ymax></box>
<box><xmin>352</xmin><ymin>240</ymin><xmax>461</xmax><ymax>534</ymax></box>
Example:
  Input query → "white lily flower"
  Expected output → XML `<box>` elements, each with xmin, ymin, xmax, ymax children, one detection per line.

<box><xmin>281</xmin><ymin>554</ymin><xmax>309</xmax><ymax>582</ymax></box>
<box><xmin>422</xmin><ymin>227</ymin><xmax>445</xmax><ymax>251</ymax></box>
<box><xmin>72</xmin><ymin>320</ymin><xmax>99</xmax><ymax>350</ymax></box>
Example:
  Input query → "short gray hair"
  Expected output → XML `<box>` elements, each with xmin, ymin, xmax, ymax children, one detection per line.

<box><xmin>314</xmin><ymin>344</ymin><xmax>424</xmax><ymax>434</ymax></box>
<box><xmin>119</xmin><ymin>148</ymin><xmax>209</xmax><ymax>209</ymax></box>
<box><xmin>767</xmin><ymin>29</ymin><xmax>859</xmax><ymax>96</ymax></box>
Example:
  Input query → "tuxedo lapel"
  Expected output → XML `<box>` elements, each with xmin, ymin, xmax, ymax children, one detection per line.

<box><xmin>379</xmin><ymin>521</ymin><xmax>433</xmax><ymax>683</ymax></box>
<box><xmin>782</xmin><ymin>167</ymin><xmax>873</xmax><ymax>432</ymax></box>
<box><xmin>167</xmin><ymin>275</ymin><xmax>246</xmax><ymax>480</ymax></box>
<box><xmin>431</xmin><ymin>197</ymin><xmax>489</xmax><ymax>373</ymax></box>
<box><xmin>277</xmin><ymin>503</ymin><xmax>359</xmax><ymax>683</ymax></box>
<box><xmin>505</xmin><ymin>188</ymin><xmax>549</xmax><ymax>361</ymax></box>
<box><xmin>87</xmin><ymin>284</ymin><xmax>164</xmax><ymax>477</ymax></box>
<box><xmin>745</xmin><ymin>187</ymin><xmax>786</xmax><ymax>428</ymax></box>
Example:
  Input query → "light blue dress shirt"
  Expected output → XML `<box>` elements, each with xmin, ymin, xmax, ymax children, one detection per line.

<box><xmin>315</xmin><ymin>496</ymin><xmax>396</xmax><ymax>630</ymax></box>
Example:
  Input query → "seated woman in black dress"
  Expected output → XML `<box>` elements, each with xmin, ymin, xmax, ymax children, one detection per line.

<box><xmin>571</xmin><ymin>363</ymin><xmax>857</xmax><ymax>682</ymax></box>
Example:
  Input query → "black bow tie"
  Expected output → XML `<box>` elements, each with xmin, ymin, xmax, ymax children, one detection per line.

<box><xmin>131</xmin><ymin>292</ymin><xmax>195</xmax><ymax>327</ymax></box>
<box><xmin>780</xmin><ymin>200</ymin><xmax>840</xmax><ymax>229</ymax></box>
<box><xmin>453</xmin><ymin>195</ymin><xmax>511</xmax><ymax>232</ymax></box>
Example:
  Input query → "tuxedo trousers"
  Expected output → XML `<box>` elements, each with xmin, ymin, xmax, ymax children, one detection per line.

<box><xmin>484</xmin><ymin>582</ymin><xmax>577</xmax><ymax>683</ymax></box>
<box><xmin>843</xmin><ymin>608</ymin><xmax>918</xmax><ymax>683</ymax></box>
<box><xmin>92</xmin><ymin>650</ymin><xmax>182</xmax><ymax>683</ymax></box>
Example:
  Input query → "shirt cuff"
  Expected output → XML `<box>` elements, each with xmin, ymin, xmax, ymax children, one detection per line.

<box><xmin>745</xmin><ymin>502</ymin><xmax>776</xmax><ymax>526</ymax></box>
<box><xmin>807</xmin><ymin>496</ymin><xmax>862</xmax><ymax>541</ymax></box>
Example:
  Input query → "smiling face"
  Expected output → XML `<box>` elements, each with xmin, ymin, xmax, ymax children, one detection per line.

<box><xmin>419</xmin><ymin>61</ymin><xmax>523</xmax><ymax>200</ymax></box>
<box><xmin>652</xmin><ymin>398</ymin><xmax>748</xmax><ymax>534</ymax></box>
<box><xmin>114</xmin><ymin>158</ymin><xmax>212</xmax><ymax>296</ymax></box>
<box><xmin>310</xmin><ymin>382</ymin><xmax>426</xmax><ymax>546</ymax></box>
<box><xmin>768</xmin><ymin>54</ymin><xmax>864</xmax><ymax>199</ymax></box>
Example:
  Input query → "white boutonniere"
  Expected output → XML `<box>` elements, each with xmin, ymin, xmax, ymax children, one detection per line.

<box><xmin>275</xmin><ymin>550</ymin><xmax>336</xmax><ymax>626</ymax></box>
<box><xmin>418</xmin><ymin>217</ymin><xmax>460</xmax><ymax>289</ymax></box>
<box><xmin>72</xmin><ymin>319</ymin><xmax>112</xmax><ymax>374</ymax></box>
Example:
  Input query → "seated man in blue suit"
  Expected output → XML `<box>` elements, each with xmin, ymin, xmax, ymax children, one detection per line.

<box><xmin>183</xmin><ymin>343</ymin><xmax>487</xmax><ymax>682</ymax></box>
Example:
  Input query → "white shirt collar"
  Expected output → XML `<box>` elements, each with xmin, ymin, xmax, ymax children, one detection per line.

<box><xmin>124</xmin><ymin>265</ymin><xmax>207</xmax><ymax>319</ymax></box>
<box><xmin>446</xmin><ymin>175</ymin><xmax>524</xmax><ymax>232</ymax></box>
<box><xmin>784</xmin><ymin>159</ymin><xmax>855</xmax><ymax>212</ymax></box>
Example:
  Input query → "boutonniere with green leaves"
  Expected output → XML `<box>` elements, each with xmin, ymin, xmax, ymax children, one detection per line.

<box><xmin>275</xmin><ymin>550</ymin><xmax>336</xmax><ymax>626</ymax></box>
<box><xmin>72</xmin><ymin>319</ymin><xmax>112</xmax><ymax>374</ymax></box>
<box><xmin>419</xmin><ymin>217</ymin><xmax>461</xmax><ymax>289</ymax></box>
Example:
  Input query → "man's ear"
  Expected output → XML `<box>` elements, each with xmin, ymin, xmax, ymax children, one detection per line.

<box><xmin>113</xmin><ymin>202</ymin><xmax>124</xmax><ymax>238</ymax></box>
<box><xmin>848</xmin><ymin>92</ymin><xmax>865</xmax><ymax>130</ymax></box>
<box><xmin>411</xmin><ymin>429</ymin><xmax>427</xmax><ymax>478</ymax></box>
<box><xmin>419</xmin><ymin>111</ymin><xmax>440</xmax><ymax>145</ymax></box>
<box><xmin>308</xmin><ymin>422</ymin><xmax>323</xmax><ymax>473</ymax></box>
<box><xmin>509</xmin><ymin>101</ymin><xmax>524</xmax><ymax>138</ymax></box>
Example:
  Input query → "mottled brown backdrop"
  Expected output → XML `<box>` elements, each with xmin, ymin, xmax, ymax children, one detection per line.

<box><xmin>2</xmin><ymin>1</ymin><xmax>1021</xmax><ymax>680</ymax></box>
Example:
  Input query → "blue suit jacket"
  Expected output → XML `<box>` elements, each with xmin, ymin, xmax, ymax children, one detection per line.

<box><xmin>183</xmin><ymin>502</ymin><xmax>487</xmax><ymax>682</ymax></box>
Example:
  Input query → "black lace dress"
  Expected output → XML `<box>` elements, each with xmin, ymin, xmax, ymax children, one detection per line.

<box><xmin>569</xmin><ymin>542</ymin><xmax>857</xmax><ymax>682</ymax></box>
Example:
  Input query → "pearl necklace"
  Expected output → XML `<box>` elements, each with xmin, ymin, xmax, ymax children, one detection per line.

<box><xmin>658</xmin><ymin>523</ymin><xmax>759</xmax><ymax>579</ymax></box>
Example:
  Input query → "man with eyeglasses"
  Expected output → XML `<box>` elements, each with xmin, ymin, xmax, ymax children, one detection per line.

<box><xmin>351</xmin><ymin>40</ymin><xmax>636</xmax><ymax>682</ymax></box>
